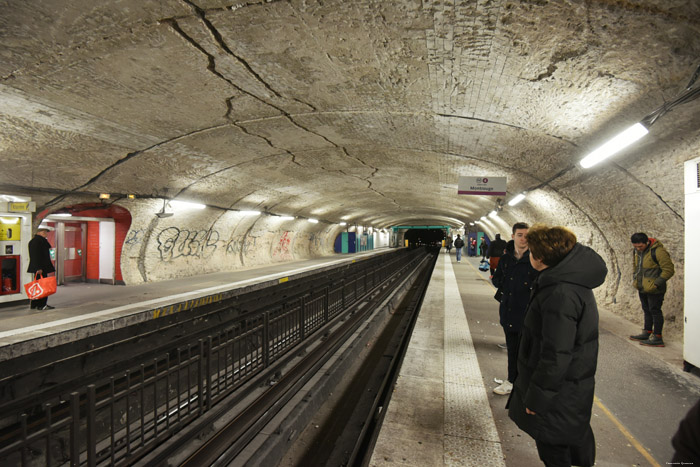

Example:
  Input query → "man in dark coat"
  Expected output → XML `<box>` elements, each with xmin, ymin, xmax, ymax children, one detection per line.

<box><xmin>486</xmin><ymin>233</ymin><xmax>508</xmax><ymax>275</ymax></box>
<box><xmin>508</xmin><ymin>224</ymin><xmax>607</xmax><ymax>467</ymax></box>
<box><xmin>27</xmin><ymin>228</ymin><xmax>56</xmax><ymax>310</ymax></box>
<box><xmin>491</xmin><ymin>222</ymin><xmax>538</xmax><ymax>396</ymax></box>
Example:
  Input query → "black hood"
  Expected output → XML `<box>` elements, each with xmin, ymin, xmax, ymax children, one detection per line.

<box><xmin>538</xmin><ymin>243</ymin><xmax>607</xmax><ymax>290</ymax></box>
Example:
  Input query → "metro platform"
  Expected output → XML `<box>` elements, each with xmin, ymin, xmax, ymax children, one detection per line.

<box><xmin>1</xmin><ymin>248</ymin><xmax>698</xmax><ymax>466</ymax></box>
<box><xmin>371</xmin><ymin>251</ymin><xmax>700</xmax><ymax>467</ymax></box>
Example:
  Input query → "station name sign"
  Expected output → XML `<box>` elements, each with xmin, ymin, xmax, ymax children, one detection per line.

<box><xmin>457</xmin><ymin>176</ymin><xmax>506</xmax><ymax>196</ymax></box>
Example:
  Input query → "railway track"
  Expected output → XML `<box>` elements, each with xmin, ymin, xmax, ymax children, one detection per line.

<box><xmin>0</xmin><ymin>248</ymin><xmax>435</xmax><ymax>466</ymax></box>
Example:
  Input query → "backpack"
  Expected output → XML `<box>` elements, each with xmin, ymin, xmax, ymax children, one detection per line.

<box><xmin>478</xmin><ymin>259</ymin><xmax>489</xmax><ymax>271</ymax></box>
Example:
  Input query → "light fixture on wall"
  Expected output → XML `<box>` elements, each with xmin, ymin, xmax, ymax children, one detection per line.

<box><xmin>508</xmin><ymin>193</ymin><xmax>527</xmax><ymax>206</ymax></box>
<box><xmin>170</xmin><ymin>200</ymin><xmax>206</xmax><ymax>210</ymax></box>
<box><xmin>339</xmin><ymin>222</ymin><xmax>347</xmax><ymax>226</ymax></box>
<box><xmin>579</xmin><ymin>123</ymin><xmax>649</xmax><ymax>169</ymax></box>
<box><xmin>580</xmin><ymin>64</ymin><xmax>700</xmax><ymax>169</ymax></box>
<box><xmin>127</xmin><ymin>194</ymin><xmax>136</xmax><ymax>200</ymax></box>
<box><xmin>99</xmin><ymin>193</ymin><xmax>111</xmax><ymax>200</ymax></box>
<box><xmin>488</xmin><ymin>210</ymin><xmax>499</xmax><ymax>218</ymax></box>
<box><xmin>278</xmin><ymin>215</ymin><xmax>295</xmax><ymax>220</ymax></box>
<box><xmin>239</xmin><ymin>210</ymin><xmax>261</xmax><ymax>216</ymax></box>
<box><xmin>308</xmin><ymin>218</ymin><xmax>319</xmax><ymax>224</ymax></box>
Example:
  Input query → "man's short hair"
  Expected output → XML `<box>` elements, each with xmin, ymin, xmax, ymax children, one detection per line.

<box><xmin>512</xmin><ymin>222</ymin><xmax>529</xmax><ymax>234</ymax></box>
<box><xmin>630</xmin><ymin>232</ymin><xmax>649</xmax><ymax>244</ymax></box>
<box><xmin>526</xmin><ymin>224</ymin><xmax>577</xmax><ymax>267</ymax></box>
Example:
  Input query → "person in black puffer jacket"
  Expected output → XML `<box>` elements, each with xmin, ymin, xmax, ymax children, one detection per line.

<box><xmin>508</xmin><ymin>224</ymin><xmax>607</xmax><ymax>467</ymax></box>
<box><xmin>491</xmin><ymin>223</ymin><xmax>538</xmax><ymax>396</ymax></box>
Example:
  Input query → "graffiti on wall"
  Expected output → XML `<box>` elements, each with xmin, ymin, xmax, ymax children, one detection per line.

<box><xmin>309</xmin><ymin>232</ymin><xmax>324</xmax><ymax>250</ymax></box>
<box><xmin>157</xmin><ymin>227</ymin><xmax>219</xmax><ymax>261</ymax></box>
<box><xmin>225</xmin><ymin>235</ymin><xmax>257</xmax><ymax>256</ymax></box>
<box><xmin>272</xmin><ymin>231</ymin><xmax>293</xmax><ymax>259</ymax></box>
<box><xmin>124</xmin><ymin>228</ymin><xmax>145</xmax><ymax>247</ymax></box>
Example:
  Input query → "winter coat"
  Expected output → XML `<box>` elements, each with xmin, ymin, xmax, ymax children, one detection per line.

<box><xmin>492</xmin><ymin>249</ymin><xmax>538</xmax><ymax>333</ymax></box>
<box><xmin>633</xmin><ymin>239</ymin><xmax>674</xmax><ymax>294</ymax></box>
<box><xmin>454</xmin><ymin>237</ymin><xmax>464</xmax><ymax>249</ymax></box>
<box><xmin>27</xmin><ymin>234</ymin><xmax>55</xmax><ymax>275</ymax></box>
<box><xmin>508</xmin><ymin>243</ymin><xmax>607</xmax><ymax>445</ymax></box>
<box><xmin>487</xmin><ymin>238</ymin><xmax>508</xmax><ymax>258</ymax></box>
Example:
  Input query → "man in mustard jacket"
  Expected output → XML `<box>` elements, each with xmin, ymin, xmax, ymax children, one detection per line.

<box><xmin>629</xmin><ymin>232</ymin><xmax>674</xmax><ymax>347</ymax></box>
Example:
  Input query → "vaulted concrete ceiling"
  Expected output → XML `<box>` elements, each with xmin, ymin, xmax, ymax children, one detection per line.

<box><xmin>1</xmin><ymin>0</ymin><xmax>699</xmax><ymax>228</ymax></box>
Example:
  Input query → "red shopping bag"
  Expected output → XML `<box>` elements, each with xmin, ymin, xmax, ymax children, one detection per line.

<box><xmin>24</xmin><ymin>273</ymin><xmax>57</xmax><ymax>300</ymax></box>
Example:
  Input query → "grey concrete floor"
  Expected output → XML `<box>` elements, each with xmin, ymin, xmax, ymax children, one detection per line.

<box><xmin>454</xmin><ymin>252</ymin><xmax>700</xmax><ymax>466</ymax></box>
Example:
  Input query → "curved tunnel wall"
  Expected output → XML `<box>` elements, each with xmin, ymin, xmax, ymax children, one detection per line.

<box><xmin>116</xmin><ymin>199</ymin><xmax>340</xmax><ymax>284</ymax></box>
<box><xmin>470</xmin><ymin>130</ymin><xmax>697</xmax><ymax>339</ymax></box>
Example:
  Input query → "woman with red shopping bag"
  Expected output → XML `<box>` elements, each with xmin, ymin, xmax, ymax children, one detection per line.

<box><xmin>27</xmin><ymin>228</ymin><xmax>56</xmax><ymax>310</ymax></box>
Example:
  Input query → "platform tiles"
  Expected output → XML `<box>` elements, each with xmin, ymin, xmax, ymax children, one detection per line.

<box><xmin>370</xmin><ymin>254</ymin><xmax>506</xmax><ymax>466</ymax></box>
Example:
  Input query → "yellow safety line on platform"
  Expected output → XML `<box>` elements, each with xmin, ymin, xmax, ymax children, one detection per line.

<box><xmin>594</xmin><ymin>396</ymin><xmax>660</xmax><ymax>467</ymax></box>
<box><xmin>462</xmin><ymin>255</ymin><xmax>661</xmax><ymax>467</ymax></box>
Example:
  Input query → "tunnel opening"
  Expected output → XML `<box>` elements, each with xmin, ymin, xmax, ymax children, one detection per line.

<box><xmin>403</xmin><ymin>228</ymin><xmax>445</xmax><ymax>250</ymax></box>
<box><xmin>39</xmin><ymin>203</ymin><xmax>132</xmax><ymax>285</ymax></box>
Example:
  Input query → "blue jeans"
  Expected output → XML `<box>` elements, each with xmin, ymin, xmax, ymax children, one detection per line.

<box><xmin>456</xmin><ymin>247</ymin><xmax>462</xmax><ymax>261</ymax></box>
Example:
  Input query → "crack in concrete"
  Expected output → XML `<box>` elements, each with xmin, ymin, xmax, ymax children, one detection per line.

<box><xmin>137</xmin><ymin>216</ymin><xmax>161</xmax><ymax>283</ymax></box>
<box><xmin>232</xmin><ymin>120</ymin><xmax>303</xmax><ymax>168</ymax></box>
<box><xmin>612</xmin><ymin>163</ymin><xmax>684</xmax><ymax>221</ymax></box>
<box><xmin>182</xmin><ymin>0</ymin><xmax>284</xmax><ymax>99</ymax></box>
<box><xmin>173</xmin><ymin>152</ymin><xmax>289</xmax><ymax>199</ymax></box>
<box><xmin>41</xmin><ymin>123</ymin><xmax>231</xmax><ymax>209</ymax></box>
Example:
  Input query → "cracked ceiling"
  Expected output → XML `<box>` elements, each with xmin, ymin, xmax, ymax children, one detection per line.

<box><xmin>1</xmin><ymin>0</ymin><xmax>699</xmax><ymax>228</ymax></box>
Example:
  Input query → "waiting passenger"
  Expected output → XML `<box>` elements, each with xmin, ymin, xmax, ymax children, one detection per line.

<box><xmin>453</xmin><ymin>234</ymin><xmax>464</xmax><ymax>262</ymax></box>
<box><xmin>479</xmin><ymin>237</ymin><xmax>488</xmax><ymax>259</ymax></box>
<box><xmin>508</xmin><ymin>224</ymin><xmax>607</xmax><ymax>467</ymax></box>
<box><xmin>629</xmin><ymin>232</ymin><xmax>675</xmax><ymax>347</ymax></box>
<box><xmin>486</xmin><ymin>233</ymin><xmax>508</xmax><ymax>276</ymax></box>
<box><xmin>27</xmin><ymin>228</ymin><xmax>56</xmax><ymax>311</ymax></box>
<box><xmin>491</xmin><ymin>222</ymin><xmax>538</xmax><ymax>396</ymax></box>
<box><xmin>445</xmin><ymin>235</ymin><xmax>453</xmax><ymax>254</ymax></box>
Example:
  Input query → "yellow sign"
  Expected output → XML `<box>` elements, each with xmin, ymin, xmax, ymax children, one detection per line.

<box><xmin>8</xmin><ymin>202</ymin><xmax>29</xmax><ymax>212</ymax></box>
<box><xmin>0</xmin><ymin>218</ymin><xmax>21</xmax><ymax>241</ymax></box>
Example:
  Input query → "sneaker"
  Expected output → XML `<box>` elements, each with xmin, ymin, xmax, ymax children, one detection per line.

<box><xmin>39</xmin><ymin>305</ymin><xmax>55</xmax><ymax>310</ymax></box>
<box><xmin>493</xmin><ymin>380</ymin><xmax>513</xmax><ymax>395</ymax></box>
<box><xmin>640</xmin><ymin>334</ymin><xmax>665</xmax><ymax>347</ymax></box>
<box><xmin>629</xmin><ymin>330</ymin><xmax>652</xmax><ymax>341</ymax></box>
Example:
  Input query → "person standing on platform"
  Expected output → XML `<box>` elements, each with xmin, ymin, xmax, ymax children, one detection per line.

<box><xmin>445</xmin><ymin>235</ymin><xmax>453</xmax><ymax>254</ymax></box>
<box><xmin>487</xmin><ymin>233</ymin><xmax>508</xmax><ymax>276</ymax></box>
<box><xmin>491</xmin><ymin>222</ymin><xmax>537</xmax><ymax>396</ymax></box>
<box><xmin>629</xmin><ymin>232</ymin><xmax>674</xmax><ymax>347</ymax></box>
<box><xmin>470</xmin><ymin>238</ymin><xmax>477</xmax><ymax>256</ymax></box>
<box><xmin>508</xmin><ymin>224</ymin><xmax>607</xmax><ymax>467</ymax></box>
<box><xmin>453</xmin><ymin>234</ymin><xmax>464</xmax><ymax>263</ymax></box>
<box><xmin>27</xmin><ymin>228</ymin><xmax>56</xmax><ymax>310</ymax></box>
<box><xmin>479</xmin><ymin>237</ymin><xmax>488</xmax><ymax>259</ymax></box>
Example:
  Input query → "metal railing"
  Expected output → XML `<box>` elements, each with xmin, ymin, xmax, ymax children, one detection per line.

<box><xmin>0</xmin><ymin>249</ymin><xmax>424</xmax><ymax>466</ymax></box>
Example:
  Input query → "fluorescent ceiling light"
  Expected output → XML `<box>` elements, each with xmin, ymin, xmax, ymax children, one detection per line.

<box><xmin>170</xmin><ymin>200</ymin><xmax>206</xmax><ymax>210</ymax></box>
<box><xmin>239</xmin><ymin>210</ymin><xmax>261</xmax><ymax>216</ymax></box>
<box><xmin>508</xmin><ymin>193</ymin><xmax>526</xmax><ymax>206</ymax></box>
<box><xmin>0</xmin><ymin>217</ymin><xmax>20</xmax><ymax>223</ymax></box>
<box><xmin>489</xmin><ymin>210</ymin><xmax>498</xmax><ymax>218</ymax></box>
<box><xmin>480</xmin><ymin>216</ymin><xmax>487</xmax><ymax>221</ymax></box>
<box><xmin>469</xmin><ymin>222</ymin><xmax>475</xmax><ymax>226</ymax></box>
<box><xmin>580</xmin><ymin>123</ymin><xmax>648</xmax><ymax>169</ymax></box>
<box><xmin>308</xmin><ymin>218</ymin><xmax>319</xmax><ymax>224</ymax></box>
<box><xmin>339</xmin><ymin>222</ymin><xmax>347</xmax><ymax>226</ymax></box>
<box><xmin>278</xmin><ymin>215</ymin><xmax>295</xmax><ymax>220</ymax></box>
<box><xmin>51</xmin><ymin>213</ymin><xmax>72</xmax><ymax>217</ymax></box>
